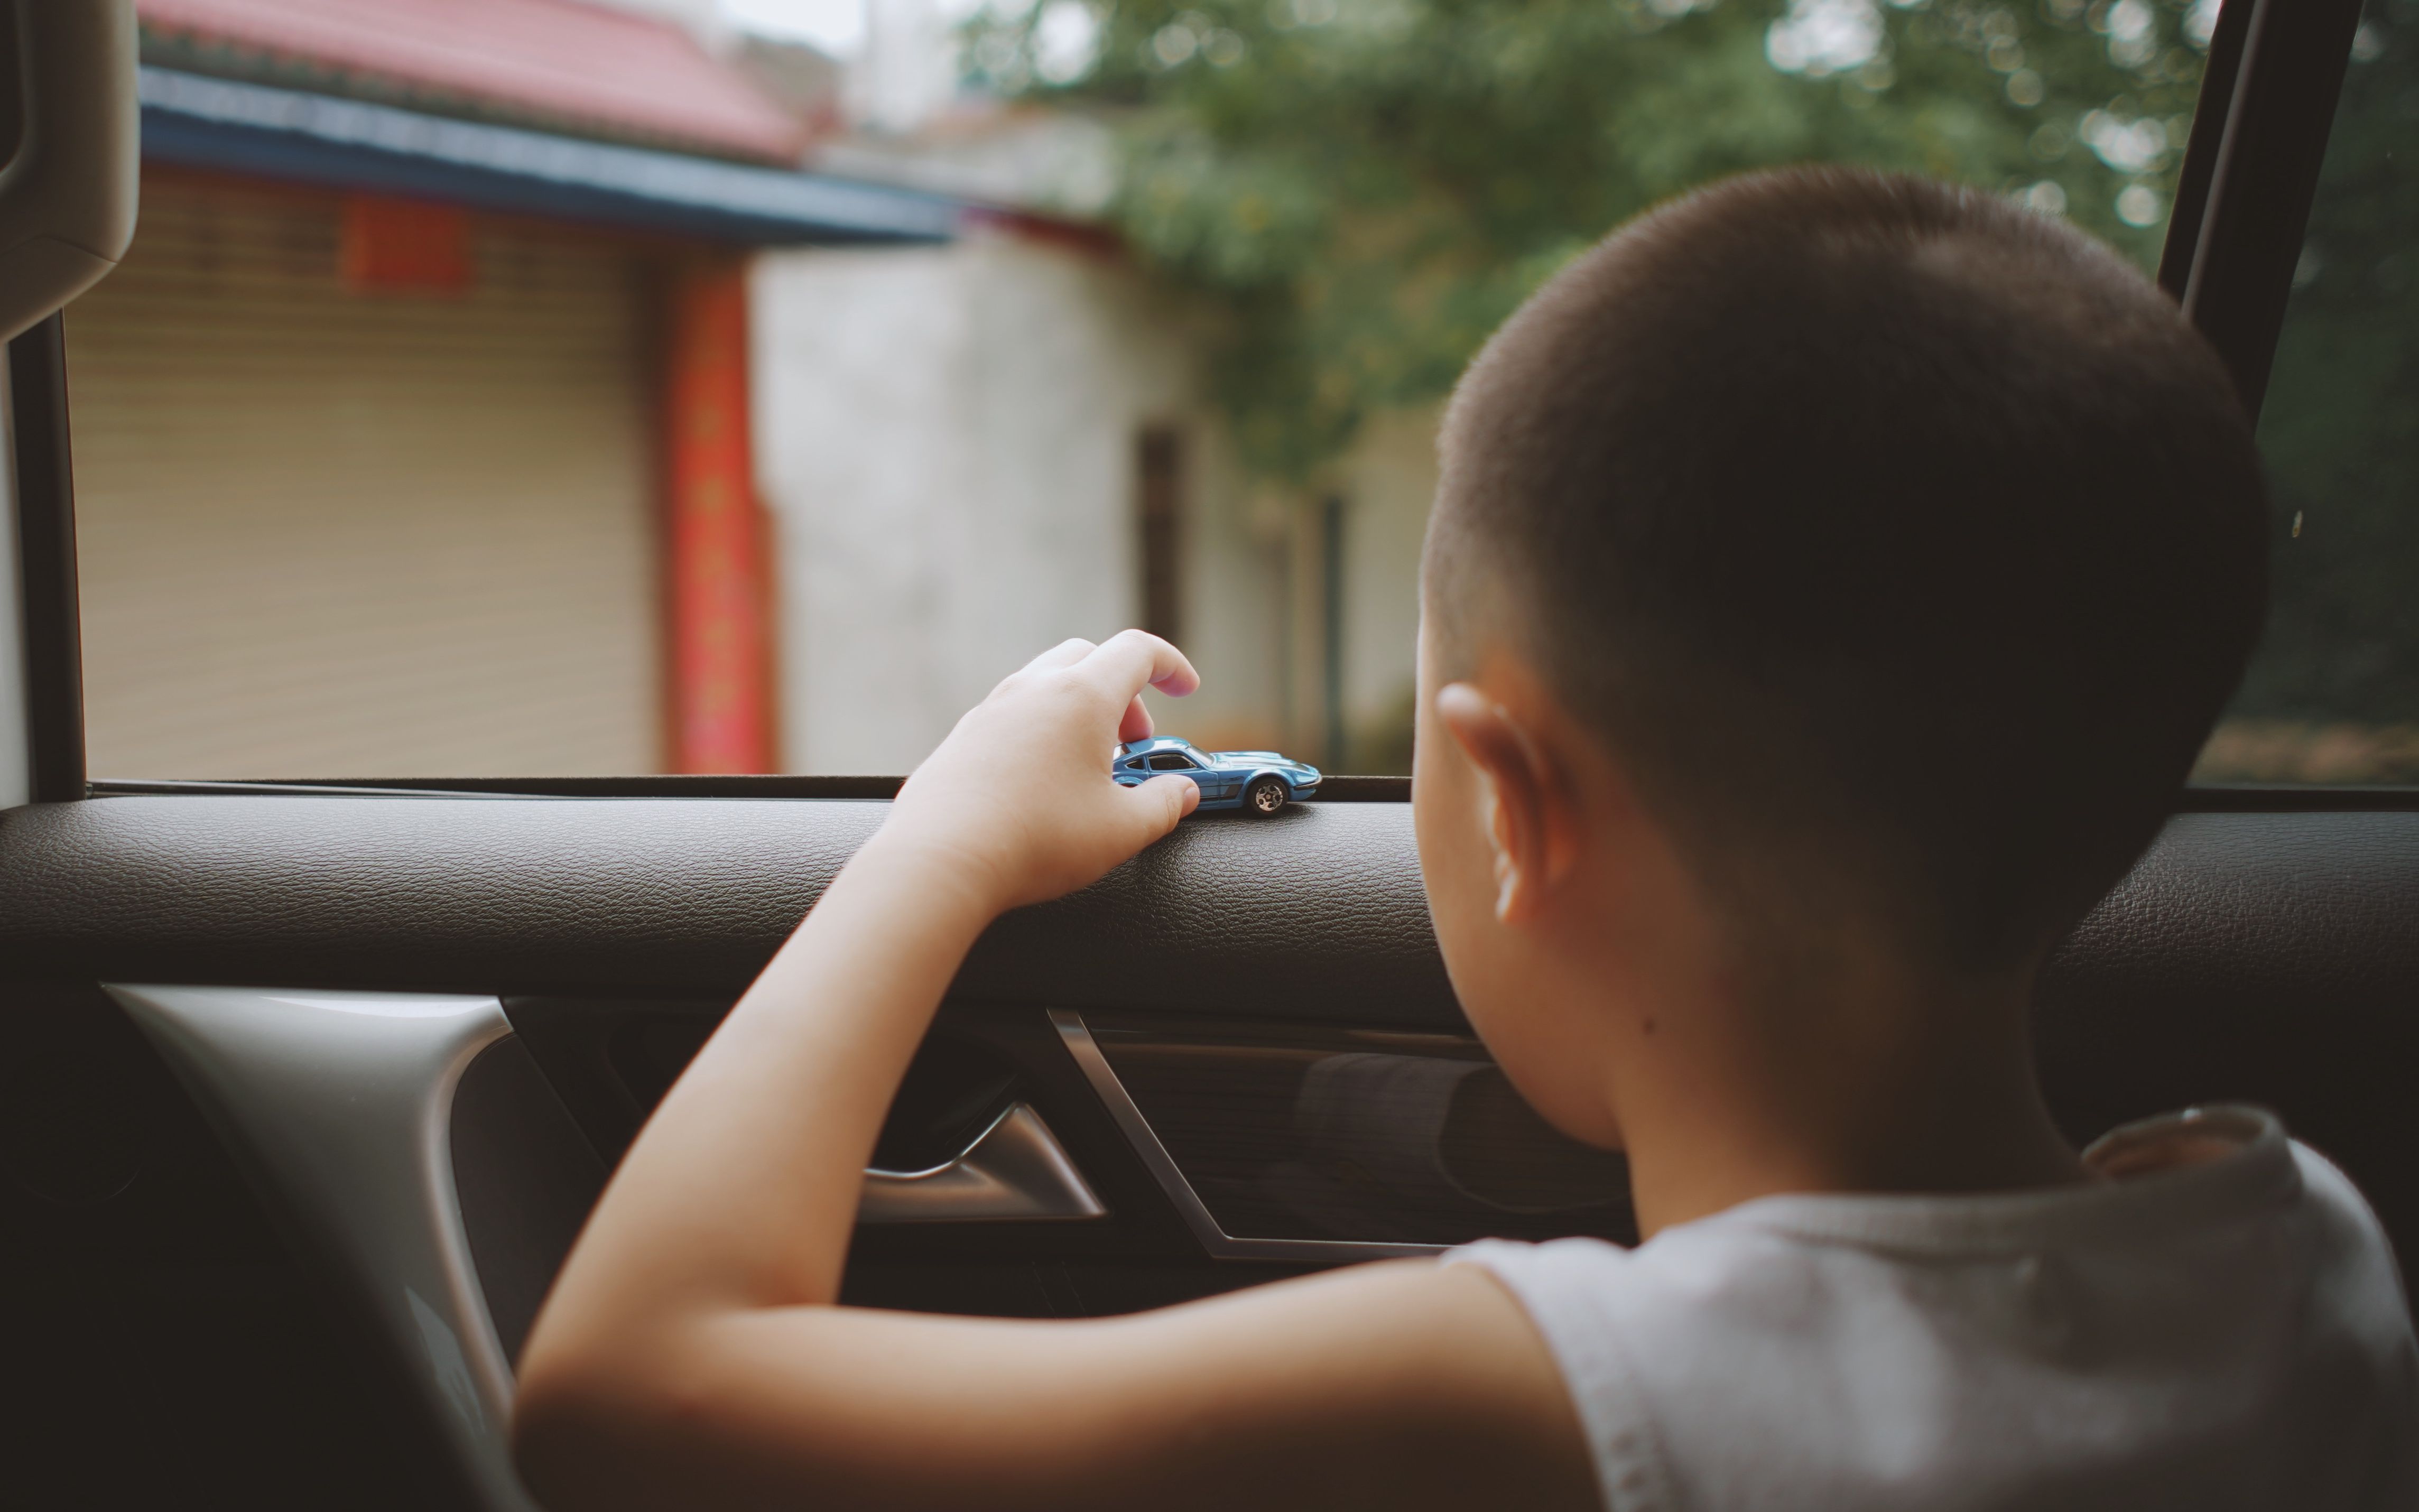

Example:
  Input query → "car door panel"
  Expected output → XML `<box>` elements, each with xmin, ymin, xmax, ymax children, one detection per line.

<box><xmin>7</xmin><ymin>798</ymin><xmax>2414</xmax><ymax>1288</ymax></box>
<box><xmin>2033</xmin><ymin>808</ymin><xmax>2419</xmax><ymax>1265</ymax></box>
<box><xmin>11</xmin><ymin>796</ymin><xmax>2415</xmax><ymax>1510</ymax></box>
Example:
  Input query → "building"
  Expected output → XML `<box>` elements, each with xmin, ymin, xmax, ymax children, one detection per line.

<box><xmin>73</xmin><ymin>0</ymin><xmax>945</xmax><ymax>778</ymax></box>
<box><xmin>746</xmin><ymin>0</ymin><xmax>1441</xmax><ymax>773</ymax></box>
<box><xmin>68</xmin><ymin>0</ymin><xmax>1435</xmax><ymax>780</ymax></box>
<box><xmin>750</xmin><ymin>217</ymin><xmax>1440</xmax><ymax>773</ymax></box>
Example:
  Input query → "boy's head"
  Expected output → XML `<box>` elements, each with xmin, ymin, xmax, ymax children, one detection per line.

<box><xmin>1414</xmin><ymin>168</ymin><xmax>2266</xmax><ymax>1120</ymax></box>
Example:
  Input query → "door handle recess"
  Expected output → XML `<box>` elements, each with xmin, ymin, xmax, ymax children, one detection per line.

<box><xmin>859</xmin><ymin>1102</ymin><xmax>1106</xmax><ymax>1223</ymax></box>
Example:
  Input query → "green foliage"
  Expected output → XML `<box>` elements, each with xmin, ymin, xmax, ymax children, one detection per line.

<box><xmin>974</xmin><ymin>0</ymin><xmax>2214</xmax><ymax>478</ymax></box>
<box><xmin>2235</xmin><ymin>0</ymin><xmax>2419</xmax><ymax>728</ymax></box>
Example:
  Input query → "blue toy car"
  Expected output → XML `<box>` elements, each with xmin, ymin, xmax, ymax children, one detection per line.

<box><xmin>1114</xmin><ymin>736</ymin><xmax>1321</xmax><ymax>815</ymax></box>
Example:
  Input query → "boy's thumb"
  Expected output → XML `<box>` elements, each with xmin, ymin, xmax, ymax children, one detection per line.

<box><xmin>1133</xmin><ymin>774</ymin><xmax>1199</xmax><ymax>836</ymax></box>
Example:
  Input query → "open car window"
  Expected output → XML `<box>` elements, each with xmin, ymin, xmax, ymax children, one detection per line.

<box><xmin>2195</xmin><ymin>0</ymin><xmax>2419</xmax><ymax>785</ymax></box>
<box><xmin>59</xmin><ymin>0</ymin><xmax>2240</xmax><ymax>786</ymax></box>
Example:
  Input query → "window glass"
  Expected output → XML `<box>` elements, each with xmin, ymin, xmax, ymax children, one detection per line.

<box><xmin>71</xmin><ymin>0</ymin><xmax>2218</xmax><ymax>779</ymax></box>
<box><xmin>2194</xmin><ymin>0</ymin><xmax>2419</xmax><ymax>784</ymax></box>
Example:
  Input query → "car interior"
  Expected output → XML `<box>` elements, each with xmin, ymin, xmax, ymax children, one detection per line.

<box><xmin>2</xmin><ymin>1</ymin><xmax>2411</xmax><ymax>1508</ymax></box>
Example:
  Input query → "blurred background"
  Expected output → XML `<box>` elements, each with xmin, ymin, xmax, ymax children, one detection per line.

<box><xmin>64</xmin><ymin>0</ymin><xmax>2415</xmax><ymax>780</ymax></box>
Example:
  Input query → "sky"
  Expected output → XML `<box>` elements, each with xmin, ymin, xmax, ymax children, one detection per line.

<box><xmin>725</xmin><ymin>0</ymin><xmax>868</xmax><ymax>57</ymax></box>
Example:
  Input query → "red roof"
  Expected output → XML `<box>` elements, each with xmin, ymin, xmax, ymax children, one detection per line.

<box><xmin>139</xmin><ymin>0</ymin><xmax>806</xmax><ymax>162</ymax></box>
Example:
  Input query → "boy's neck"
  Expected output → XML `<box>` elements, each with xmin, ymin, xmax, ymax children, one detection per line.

<box><xmin>1604</xmin><ymin>963</ymin><xmax>2088</xmax><ymax>1237</ymax></box>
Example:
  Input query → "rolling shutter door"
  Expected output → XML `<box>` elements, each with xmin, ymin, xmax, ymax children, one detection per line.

<box><xmin>67</xmin><ymin>173</ymin><xmax>662</xmax><ymax>779</ymax></box>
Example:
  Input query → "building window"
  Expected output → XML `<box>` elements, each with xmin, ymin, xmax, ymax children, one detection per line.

<box><xmin>1136</xmin><ymin>424</ymin><xmax>1184</xmax><ymax>643</ymax></box>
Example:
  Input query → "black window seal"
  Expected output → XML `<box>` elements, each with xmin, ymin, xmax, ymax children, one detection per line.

<box><xmin>11</xmin><ymin>310</ymin><xmax>84</xmax><ymax>803</ymax></box>
<box><xmin>81</xmin><ymin>775</ymin><xmax>2419</xmax><ymax>813</ymax></box>
<box><xmin>84</xmin><ymin>774</ymin><xmax>1428</xmax><ymax>802</ymax></box>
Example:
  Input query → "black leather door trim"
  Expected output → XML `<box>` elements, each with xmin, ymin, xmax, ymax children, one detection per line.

<box><xmin>1</xmin><ymin>795</ymin><xmax>2413</xmax><ymax>1283</ymax></box>
<box><xmin>0</xmin><ymin>795</ymin><xmax>1456</xmax><ymax>1017</ymax></box>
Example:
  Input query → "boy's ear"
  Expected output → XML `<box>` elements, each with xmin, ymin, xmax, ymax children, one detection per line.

<box><xmin>1435</xmin><ymin>681</ymin><xmax>1574</xmax><ymax>924</ymax></box>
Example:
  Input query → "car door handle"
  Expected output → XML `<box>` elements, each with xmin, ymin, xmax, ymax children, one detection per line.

<box><xmin>858</xmin><ymin>1101</ymin><xmax>1107</xmax><ymax>1223</ymax></box>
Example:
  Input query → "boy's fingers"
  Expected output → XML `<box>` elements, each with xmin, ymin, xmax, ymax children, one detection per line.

<box><xmin>1079</xmin><ymin>629</ymin><xmax>1200</xmax><ymax>704</ymax></box>
<box><xmin>986</xmin><ymin>638</ymin><xmax>1097</xmax><ymax>704</ymax></box>
<box><xmin>1118</xmin><ymin>695</ymin><xmax>1154</xmax><ymax>745</ymax></box>
<box><xmin>1021</xmin><ymin>638</ymin><xmax>1097</xmax><ymax>676</ymax></box>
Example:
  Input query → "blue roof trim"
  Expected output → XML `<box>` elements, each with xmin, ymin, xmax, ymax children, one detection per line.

<box><xmin>137</xmin><ymin>68</ymin><xmax>961</xmax><ymax>246</ymax></box>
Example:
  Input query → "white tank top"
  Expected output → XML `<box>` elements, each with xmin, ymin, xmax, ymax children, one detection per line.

<box><xmin>1448</xmin><ymin>1107</ymin><xmax>2417</xmax><ymax>1510</ymax></box>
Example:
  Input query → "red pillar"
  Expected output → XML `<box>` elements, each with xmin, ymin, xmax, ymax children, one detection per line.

<box><xmin>663</xmin><ymin>262</ymin><xmax>778</xmax><ymax>774</ymax></box>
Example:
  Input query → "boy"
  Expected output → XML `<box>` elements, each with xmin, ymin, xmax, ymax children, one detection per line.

<box><xmin>513</xmin><ymin>169</ymin><xmax>2417</xmax><ymax>1509</ymax></box>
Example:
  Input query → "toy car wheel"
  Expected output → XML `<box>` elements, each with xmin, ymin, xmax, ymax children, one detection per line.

<box><xmin>1247</xmin><ymin>776</ymin><xmax>1288</xmax><ymax>815</ymax></box>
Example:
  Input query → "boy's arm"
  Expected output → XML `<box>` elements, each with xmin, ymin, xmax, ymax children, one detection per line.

<box><xmin>512</xmin><ymin>632</ymin><xmax>1597</xmax><ymax>1512</ymax></box>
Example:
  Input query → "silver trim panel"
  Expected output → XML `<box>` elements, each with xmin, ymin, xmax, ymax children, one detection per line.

<box><xmin>101</xmin><ymin>986</ymin><xmax>1112</xmax><ymax>1512</ymax></box>
<box><xmin>860</xmin><ymin>1101</ymin><xmax>1106</xmax><ymax>1223</ymax></box>
<box><xmin>107</xmin><ymin>985</ymin><xmax>533</xmax><ymax>1512</ymax></box>
<box><xmin>1049</xmin><ymin>1008</ymin><xmax>1445</xmax><ymax>1262</ymax></box>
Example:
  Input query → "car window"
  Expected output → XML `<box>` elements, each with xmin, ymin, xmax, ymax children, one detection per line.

<box><xmin>68</xmin><ymin>0</ymin><xmax>2222</xmax><ymax>781</ymax></box>
<box><xmin>2192</xmin><ymin>0</ymin><xmax>2418</xmax><ymax>785</ymax></box>
<box><xmin>1148</xmin><ymin>752</ymin><xmax>1198</xmax><ymax>771</ymax></box>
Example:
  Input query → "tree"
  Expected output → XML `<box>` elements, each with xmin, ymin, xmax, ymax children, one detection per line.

<box><xmin>974</xmin><ymin>0</ymin><xmax>2216</xmax><ymax>480</ymax></box>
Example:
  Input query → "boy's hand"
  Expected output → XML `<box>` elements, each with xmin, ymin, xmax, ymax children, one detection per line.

<box><xmin>875</xmin><ymin>630</ymin><xmax>1204</xmax><ymax>915</ymax></box>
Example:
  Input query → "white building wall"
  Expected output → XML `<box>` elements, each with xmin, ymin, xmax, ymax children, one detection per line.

<box><xmin>1176</xmin><ymin>428</ymin><xmax>1291</xmax><ymax>754</ymax></box>
<box><xmin>849</xmin><ymin>0</ymin><xmax>957</xmax><ymax>134</ymax></box>
<box><xmin>1336</xmin><ymin>405</ymin><xmax>1440</xmax><ymax>757</ymax></box>
<box><xmin>752</xmin><ymin>228</ymin><xmax>1285</xmax><ymax>773</ymax></box>
<box><xmin>1264</xmin><ymin>406</ymin><xmax>1441</xmax><ymax>771</ymax></box>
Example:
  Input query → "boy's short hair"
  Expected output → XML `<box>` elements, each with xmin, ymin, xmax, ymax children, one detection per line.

<box><xmin>1430</xmin><ymin>167</ymin><xmax>2268</xmax><ymax>981</ymax></box>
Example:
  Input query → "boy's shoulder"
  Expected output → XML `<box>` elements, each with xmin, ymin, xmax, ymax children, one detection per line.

<box><xmin>1454</xmin><ymin>1108</ymin><xmax>2418</xmax><ymax>1511</ymax></box>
